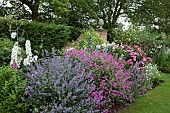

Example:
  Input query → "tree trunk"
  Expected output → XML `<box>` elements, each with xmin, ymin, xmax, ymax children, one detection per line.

<box><xmin>19</xmin><ymin>0</ymin><xmax>39</xmax><ymax>21</ymax></box>
<box><xmin>30</xmin><ymin>5</ymin><xmax>39</xmax><ymax>21</ymax></box>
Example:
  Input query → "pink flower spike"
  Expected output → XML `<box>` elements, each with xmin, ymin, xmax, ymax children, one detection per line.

<box><xmin>130</xmin><ymin>52</ymin><xmax>137</xmax><ymax>56</ymax></box>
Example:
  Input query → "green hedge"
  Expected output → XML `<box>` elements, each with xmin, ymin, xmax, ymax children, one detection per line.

<box><xmin>0</xmin><ymin>66</ymin><xmax>28</xmax><ymax>113</ymax></box>
<box><xmin>0</xmin><ymin>38</ymin><xmax>14</xmax><ymax>66</ymax></box>
<box><xmin>0</xmin><ymin>18</ymin><xmax>71</xmax><ymax>54</ymax></box>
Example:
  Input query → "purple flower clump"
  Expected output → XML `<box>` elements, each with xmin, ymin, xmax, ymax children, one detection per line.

<box><xmin>127</xmin><ymin>61</ymin><xmax>148</xmax><ymax>96</ymax></box>
<box><xmin>24</xmin><ymin>50</ymin><xmax>98</xmax><ymax>113</ymax></box>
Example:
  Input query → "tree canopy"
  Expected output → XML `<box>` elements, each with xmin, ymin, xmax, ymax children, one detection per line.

<box><xmin>128</xmin><ymin>0</ymin><xmax>170</xmax><ymax>34</ymax></box>
<box><xmin>1</xmin><ymin>0</ymin><xmax>169</xmax><ymax>34</ymax></box>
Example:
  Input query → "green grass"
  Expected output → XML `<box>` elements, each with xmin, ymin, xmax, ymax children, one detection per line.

<box><xmin>118</xmin><ymin>73</ymin><xmax>170</xmax><ymax>113</ymax></box>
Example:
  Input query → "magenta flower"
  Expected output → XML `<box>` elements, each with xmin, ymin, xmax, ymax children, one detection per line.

<box><xmin>89</xmin><ymin>62</ymin><xmax>93</xmax><ymax>67</ymax></box>
<box><xmin>67</xmin><ymin>49</ymin><xmax>134</xmax><ymax>112</ymax></box>
<box><xmin>146</xmin><ymin>57</ymin><xmax>152</xmax><ymax>62</ymax></box>
<box><xmin>134</xmin><ymin>45</ymin><xmax>140</xmax><ymax>49</ymax></box>
<box><xmin>105</xmin><ymin>66</ymin><xmax>110</xmax><ymax>70</ymax></box>
<box><xmin>12</xmin><ymin>60</ymin><xmax>17</xmax><ymax>70</ymax></box>
<box><xmin>127</xmin><ymin>59</ymin><xmax>133</xmax><ymax>65</ymax></box>
<box><xmin>131</xmin><ymin>55</ymin><xmax>137</xmax><ymax>61</ymax></box>
<box><xmin>130</xmin><ymin>52</ymin><xmax>137</xmax><ymax>56</ymax></box>
<box><xmin>126</xmin><ymin>50</ymin><xmax>132</xmax><ymax>53</ymax></box>
<box><xmin>142</xmin><ymin>57</ymin><xmax>147</xmax><ymax>62</ymax></box>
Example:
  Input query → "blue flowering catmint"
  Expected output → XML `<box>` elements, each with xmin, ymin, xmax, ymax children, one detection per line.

<box><xmin>24</xmin><ymin>50</ymin><xmax>98</xmax><ymax>113</ymax></box>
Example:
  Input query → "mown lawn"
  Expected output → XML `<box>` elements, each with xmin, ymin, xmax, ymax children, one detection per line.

<box><xmin>118</xmin><ymin>73</ymin><xmax>170</xmax><ymax>113</ymax></box>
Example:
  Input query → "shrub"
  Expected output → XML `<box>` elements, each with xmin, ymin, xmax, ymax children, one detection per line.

<box><xmin>24</xmin><ymin>50</ymin><xmax>97</xmax><ymax>113</ymax></box>
<box><xmin>109</xmin><ymin>28</ymin><xmax>168</xmax><ymax>56</ymax></box>
<box><xmin>153</xmin><ymin>48</ymin><xmax>170</xmax><ymax>73</ymax></box>
<box><xmin>0</xmin><ymin>38</ymin><xmax>14</xmax><ymax>66</ymax></box>
<box><xmin>0</xmin><ymin>18</ymin><xmax>71</xmax><ymax>54</ymax></box>
<box><xmin>0</xmin><ymin>66</ymin><xmax>28</xmax><ymax>113</ymax></box>
<box><xmin>67</xmin><ymin>49</ymin><xmax>133</xmax><ymax>112</ymax></box>
<box><xmin>74</xmin><ymin>29</ymin><xmax>107</xmax><ymax>50</ymax></box>
<box><xmin>96</xmin><ymin>42</ymin><xmax>152</xmax><ymax>69</ymax></box>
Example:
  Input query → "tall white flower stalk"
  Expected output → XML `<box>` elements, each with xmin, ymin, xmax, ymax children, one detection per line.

<box><xmin>23</xmin><ymin>40</ymin><xmax>38</xmax><ymax>66</ymax></box>
<box><xmin>10</xmin><ymin>40</ymin><xmax>38</xmax><ymax>68</ymax></box>
<box><xmin>10</xmin><ymin>42</ymin><xmax>22</xmax><ymax>68</ymax></box>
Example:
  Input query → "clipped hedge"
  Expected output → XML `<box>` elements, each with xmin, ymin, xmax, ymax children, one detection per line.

<box><xmin>0</xmin><ymin>18</ymin><xmax>71</xmax><ymax>54</ymax></box>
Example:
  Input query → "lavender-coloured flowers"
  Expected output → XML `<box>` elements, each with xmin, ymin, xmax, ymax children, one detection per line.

<box><xmin>24</xmin><ymin>50</ymin><xmax>98</xmax><ymax>113</ymax></box>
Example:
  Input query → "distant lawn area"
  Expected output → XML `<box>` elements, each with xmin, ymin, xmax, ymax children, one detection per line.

<box><xmin>118</xmin><ymin>73</ymin><xmax>170</xmax><ymax>113</ymax></box>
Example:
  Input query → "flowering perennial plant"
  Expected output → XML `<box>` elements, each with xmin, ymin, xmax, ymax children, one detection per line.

<box><xmin>123</xmin><ymin>44</ymin><xmax>152</xmax><ymax>65</ymax></box>
<box><xmin>23</xmin><ymin>40</ymin><xmax>38</xmax><ymax>66</ymax></box>
<box><xmin>10</xmin><ymin>42</ymin><xmax>22</xmax><ymax>69</ymax></box>
<box><xmin>96</xmin><ymin>42</ymin><xmax>119</xmax><ymax>53</ymax></box>
<box><xmin>127</xmin><ymin>62</ymin><xmax>148</xmax><ymax>96</ymax></box>
<box><xmin>24</xmin><ymin>51</ymin><xmax>97</xmax><ymax>113</ymax></box>
<box><xmin>10</xmin><ymin>40</ymin><xmax>38</xmax><ymax>69</ymax></box>
<box><xmin>67</xmin><ymin>49</ymin><xmax>133</xmax><ymax>112</ymax></box>
<box><xmin>145</xmin><ymin>63</ymin><xmax>160</xmax><ymax>89</ymax></box>
<box><xmin>96</xmin><ymin>42</ymin><xmax>152</xmax><ymax>69</ymax></box>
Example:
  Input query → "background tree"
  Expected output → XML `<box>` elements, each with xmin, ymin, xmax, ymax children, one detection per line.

<box><xmin>1</xmin><ymin>0</ymin><xmax>70</xmax><ymax>22</ymax></box>
<box><xmin>128</xmin><ymin>0</ymin><xmax>170</xmax><ymax>35</ymax></box>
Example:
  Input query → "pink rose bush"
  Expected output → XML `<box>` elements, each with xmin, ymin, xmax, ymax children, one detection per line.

<box><xmin>95</xmin><ymin>42</ymin><xmax>152</xmax><ymax>69</ymax></box>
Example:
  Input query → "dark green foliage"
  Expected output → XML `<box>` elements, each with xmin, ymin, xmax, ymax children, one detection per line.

<box><xmin>0</xmin><ymin>66</ymin><xmax>28</xmax><ymax>113</ymax></box>
<box><xmin>69</xmin><ymin>26</ymin><xmax>81</xmax><ymax>41</ymax></box>
<box><xmin>0</xmin><ymin>18</ymin><xmax>71</xmax><ymax>54</ymax></box>
<box><xmin>153</xmin><ymin>49</ymin><xmax>170</xmax><ymax>73</ymax></box>
<box><xmin>0</xmin><ymin>38</ymin><xmax>14</xmax><ymax>66</ymax></box>
<box><xmin>128</xmin><ymin>0</ymin><xmax>170</xmax><ymax>35</ymax></box>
